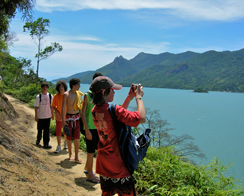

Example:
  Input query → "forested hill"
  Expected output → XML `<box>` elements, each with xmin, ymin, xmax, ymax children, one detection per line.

<box><xmin>51</xmin><ymin>70</ymin><xmax>94</xmax><ymax>83</ymax></box>
<box><xmin>52</xmin><ymin>48</ymin><xmax>244</xmax><ymax>92</ymax></box>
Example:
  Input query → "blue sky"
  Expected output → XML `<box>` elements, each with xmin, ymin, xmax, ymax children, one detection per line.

<box><xmin>9</xmin><ymin>0</ymin><xmax>244</xmax><ymax>81</ymax></box>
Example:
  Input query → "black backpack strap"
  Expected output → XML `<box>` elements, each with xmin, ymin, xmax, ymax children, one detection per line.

<box><xmin>49</xmin><ymin>93</ymin><xmax>52</xmax><ymax>106</ymax></box>
<box><xmin>39</xmin><ymin>93</ymin><xmax>52</xmax><ymax>106</ymax></box>
<box><xmin>108</xmin><ymin>104</ymin><xmax>116</xmax><ymax>121</ymax></box>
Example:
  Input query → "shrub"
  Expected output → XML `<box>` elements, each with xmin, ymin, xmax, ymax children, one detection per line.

<box><xmin>134</xmin><ymin>147</ymin><xmax>244</xmax><ymax>195</ymax></box>
<box><xmin>50</xmin><ymin>119</ymin><xmax>56</xmax><ymax>136</ymax></box>
<box><xmin>0</xmin><ymin>81</ymin><xmax>4</xmax><ymax>91</ymax></box>
<box><xmin>28</xmin><ymin>98</ymin><xmax>35</xmax><ymax>108</ymax></box>
<box><xmin>14</xmin><ymin>83</ymin><xmax>40</xmax><ymax>102</ymax></box>
<box><xmin>79</xmin><ymin>134</ymin><xmax>87</xmax><ymax>151</ymax></box>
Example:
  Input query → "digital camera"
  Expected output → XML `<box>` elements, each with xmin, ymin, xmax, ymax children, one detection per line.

<box><xmin>132</xmin><ymin>84</ymin><xmax>139</xmax><ymax>92</ymax></box>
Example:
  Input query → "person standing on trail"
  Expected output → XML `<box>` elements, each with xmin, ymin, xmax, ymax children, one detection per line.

<box><xmin>34</xmin><ymin>82</ymin><xmax>54</xmax><ymax>149</ymax></box>
<box><xmin>52</xmin><ymin>80</ymin><xmax>68</xmax><ymax>153</ymax></box>
<box><xmin>90</xmin><ymin>76</ymin><xmax>146</xmax><ymax>195</ymax></box>
<box><xmin>81</xmin><ymin>72</ymin><xmax>103</xmax><ymax>184</ymax></box>
<box><xmin>61</xmin><ymin>78</ymin><xmax>83</xmax><ymax>163</ymax></box>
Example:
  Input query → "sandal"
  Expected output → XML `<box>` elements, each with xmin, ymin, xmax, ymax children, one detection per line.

<box><xmin>86</xmin><ymin>177</ymin><xmax>100</xmax><ymax>184</ymax></box>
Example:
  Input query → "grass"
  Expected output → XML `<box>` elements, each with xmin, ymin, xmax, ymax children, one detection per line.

<box><xmin>134</xmin><ymin>147</ymin><xmax>244</xmax><ymax>195</ymax></box>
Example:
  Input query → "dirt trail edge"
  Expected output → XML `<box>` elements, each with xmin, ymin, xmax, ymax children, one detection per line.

<box><xmin>1</xmin><ymin>94</ymin><xmax>101</xmax><ymax>196</ymax></box>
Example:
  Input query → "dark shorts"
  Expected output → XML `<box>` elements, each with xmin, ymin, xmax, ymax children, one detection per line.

<box><xmin>85</xmin><ymin>129</ymin><xmax>99</xmax><ymax>153</ymax></box>
<box><xmin>100</xmin><ymin>176</ymin><xmax>136</xmax><ymax>196</ymax></box>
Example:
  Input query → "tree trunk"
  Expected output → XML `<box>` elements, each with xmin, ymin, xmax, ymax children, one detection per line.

<box><xmin>36</xmin><ymin>60</ymin><xmax>39</xmax><ymax>87</ymax></box>
<box><xmin>36</xmin><ymin>39</ymin><xmax>41</xmax><ymax>87</ymax></box>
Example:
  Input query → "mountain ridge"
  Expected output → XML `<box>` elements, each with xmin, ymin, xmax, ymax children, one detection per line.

<box><xmin>52</xmin><ymin>48</ymin><xmax>244</xmax><ymax>92</ymax></box>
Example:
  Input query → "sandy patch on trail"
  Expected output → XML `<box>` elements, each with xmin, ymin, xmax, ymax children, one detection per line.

<box><xmin>1</xmin><ymin>94</ymin><xmax>101</xmax><ymax>196</ymax></box>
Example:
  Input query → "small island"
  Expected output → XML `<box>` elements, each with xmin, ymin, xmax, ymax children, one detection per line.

<box><xmin>193</xmin><ymin>88</ymin><xmax>209</xmax><ymax>93</ymax></box>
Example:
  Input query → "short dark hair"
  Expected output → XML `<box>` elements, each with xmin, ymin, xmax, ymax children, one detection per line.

<box><xmin>41</xmin><ymin>82</ymin><xmax>49</xmax><ymax>88</ymax></box>
<box><xmin>55</xmin><ymin>80</ymin><xmax>68</xmax><ymax>93</ymax></box>
<box><xmin>92</xmin><ymin>88</ymin><xmax>110</xmax><ymax>105</ymax></box>
<box><xmin>93</xmin><ymin>72</ymin><xmax>103</xmax><ymax>80</ymax></box>
<box><xmin>69</xmin><ymin>78</ymin><xmax>80</xmax><ymax>89</ymax></box>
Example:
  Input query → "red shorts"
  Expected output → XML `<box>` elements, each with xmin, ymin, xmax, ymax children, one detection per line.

<box><xmin>65</xmin><ymin>113</ymin><xmax>80</xmax><ymax>140</ymax></box>
<box><xmin>56</xmin><ymin>120</ymin><xmax>63</xmax><ymax>136</ymax></box>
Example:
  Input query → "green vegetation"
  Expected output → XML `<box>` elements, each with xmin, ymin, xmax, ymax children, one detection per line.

<box><xmin>60</xmin><ymin>49</ymin><xmax>244</xmax><ymax>93</ymax></box>
<box><xmin>0</xmin><ymin>50</ymin><xmax>56</xmax><ymax>107</ymax></box>
<box><xmin>1</xmin><ymin>43</ymin><xmax>244</xmax><ymax>195</ymax></box>
<box><xmin>118</xmin><ymin>50</ymin><xmax>244</xmax><ymax>92</ymax></box>
<box><xmin>193</xmin><ymin>88</ymin><xmax>208</xmax><ymax>93</ymax></box>
<box><xmin>135</xmin><ymin>147</ymin><xmax>244</xmax><ymax>195</ymax></box>
<box><xmin>1</xmin><ymin>7</ymin><xmax>243</xmax><ymax>194</ymax></box>
<box><xmin>1</xmin><ymin>52</ymin><xmax>244</xmax><ymax>194</ymax></box>
<box><xmin>0</xmin><ymin>0</ymin><xmax>35</xmax><ymax>38</ymax></box>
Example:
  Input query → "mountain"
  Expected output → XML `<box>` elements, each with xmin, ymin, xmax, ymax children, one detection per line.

<box><xmin>78</xmin><ymin>51</ymin><xmax>199</xmax><ymax>84</ymax></box>
<box><xmin>52</xmin><ymin>49</ymin><xmax>244</xmax><ymax>92</ymax></box>
<box><xmin>120</xmin><ymin>49</ymin><xmax>244</xmax><ymax>92</ymax></box>
<box><xmin>51</xmin><ymin>70</ymin><xmax>94</xmax><ymax>83</ymax></box>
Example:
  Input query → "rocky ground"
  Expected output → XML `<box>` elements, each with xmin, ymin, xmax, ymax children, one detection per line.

<box><xmin>0</xmin><ymin>93</ymin><xmax>101</xmax><ymax>196</ymax></box>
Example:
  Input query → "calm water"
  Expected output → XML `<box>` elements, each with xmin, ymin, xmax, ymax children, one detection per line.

<box><xmin>77</xmin><ymin>84</ymin><xmax>244</xmax><ymax>185</ymax></box>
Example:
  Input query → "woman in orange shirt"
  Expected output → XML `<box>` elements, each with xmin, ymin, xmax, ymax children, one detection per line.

<box><xmin>52</xmin><ymin>80</ymin><xmax>68</xmax><ymax>153</ymax></box>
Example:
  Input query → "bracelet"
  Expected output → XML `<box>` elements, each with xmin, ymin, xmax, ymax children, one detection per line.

<box><xmin>136</xmin><ymin>97</ymin><xmax>142</xmax><ymax>100</ymax></box>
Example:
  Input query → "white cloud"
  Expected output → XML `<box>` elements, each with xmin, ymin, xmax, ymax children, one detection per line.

<box><xmin>10</xmin><ymin>31</ymin><xmax>172</xmax><ymax>80</ymax></box>
<box><xmin>54</xmin><ymin>35</ymin><xmax>100</xmax><ymax>42</ymax></box>
<box><xmin>35</xmin><ymin>0</ymin><xmax>244</xmax><ymax>21</ymax></box>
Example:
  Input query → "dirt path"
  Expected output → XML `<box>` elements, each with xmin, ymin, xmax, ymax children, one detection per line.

<box><xmin>4</xmin><ymin>94</ymin><xmax>101</xmax><ymax>196</ymax></box>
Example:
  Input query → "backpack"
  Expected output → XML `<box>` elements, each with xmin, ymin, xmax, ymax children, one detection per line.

<box><xmin>39</xmin><ymin>93</ymin><xmax>52</xmax><ymax>106</ymax></box>
<box><xmin>108</xmin><ymin>104</ymin><xmax>151</xmax><ymax>175</ymax></box>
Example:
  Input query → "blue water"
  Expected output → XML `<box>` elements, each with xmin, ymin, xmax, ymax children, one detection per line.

<box><xmin>77</xmin><ymin>84</ymin><xmax>244</xmax><ymax>185</ymax></box>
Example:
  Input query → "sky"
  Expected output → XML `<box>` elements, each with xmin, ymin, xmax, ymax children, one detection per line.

<box><xmin>9</xmin><ymin>0</ymin><xmax>244</xmax><ymax>81</ymax></box>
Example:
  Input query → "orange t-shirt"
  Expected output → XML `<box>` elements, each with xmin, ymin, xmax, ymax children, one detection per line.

<box><xmin>51</xmin><ymin>93</ymin><xmax>66</xmax><ymax>121</ymax></box>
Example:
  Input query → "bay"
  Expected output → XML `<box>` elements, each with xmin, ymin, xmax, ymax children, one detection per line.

<box><xmin>76</xmin><ymin>83</ymin><xmax>244</xmax><ymax>185</ymax></box>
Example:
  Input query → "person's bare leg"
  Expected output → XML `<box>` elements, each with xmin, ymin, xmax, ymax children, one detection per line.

<box><xmin>86</xmin><ymin>153</ymin><xmax>99</xmax><ymax>183</ymax></box>
<box><xmin>74</xmin><ymin>139</ymin><xmax>81</xmax><ymax>162</ymax></box>
<box><xmin>84</xmin><ymin>159</ymin><xmax>88</xmax><ymax>171</ymax></box>
<box><xmin>67</xmin><ymin>140</ymin><xmax>73</xmax><ymax>160</ymax></box>
<box><xmin>86</xmin><ymin>153</ymin><xmax>97</xmax><ymax>180</ymax></box>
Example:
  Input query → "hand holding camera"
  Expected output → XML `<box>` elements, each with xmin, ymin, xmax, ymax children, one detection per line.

<box><xmin>132</xmin><ymin>83</ymin><xmax>144</xmax><ymax>99</ymax></box>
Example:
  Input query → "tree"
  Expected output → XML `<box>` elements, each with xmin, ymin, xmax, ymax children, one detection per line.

<box><xmin>137</xmin><ymin>107</ymin><xmax>206</xmax><ymax>159</ymax></box>
<box><xmin>23</xmin><ymin>17</ymin><xmax>63</xmax><ymax>86</ymax></box>
<box><xmin>0</xmin><ymin>0</ymin><xmax>35</xmax><ymax>37</ymax></box>
<box><xmin>1</xmin><ymin>55</ymin><xmax>35</xmax><ymax>88</ymax></box>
